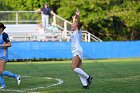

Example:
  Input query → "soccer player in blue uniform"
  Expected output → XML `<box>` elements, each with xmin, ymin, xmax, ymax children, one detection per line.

<box><xmin>0</xmin><ymin>23</ymin><xmax>21</xmax><ymax>89</ymax></box>
<box><xmin>71</xmin><ymin>9</ymin><xmax>93</xmax><ymax>89</ymax></box>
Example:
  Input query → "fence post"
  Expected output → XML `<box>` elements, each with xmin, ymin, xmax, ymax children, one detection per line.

<box><xmin>85</xmin><ymin>33</ymin><xmax>87</xmax><ymax>42</ymax></box>
<box><xmin>88</xmin><ymin>32</ymin><xmax>90</xmax><ymax>42</ymax></box>
<box><xmin>16</xmin><ymin>11</ymin><xmax>18</xmax><ymax>24</ymax></box>
<box><xmin>64</xmin><ymin>21</ymin><xmax>67</xmax><ymax>38</ymax></box>
<box><xmin>53</xmin><ymin>15</ymin><xmax>56</xmax><ymax>25</ymax></box>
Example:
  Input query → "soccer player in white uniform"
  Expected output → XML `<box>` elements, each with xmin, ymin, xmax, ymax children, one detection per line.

<box><xmin>0</xmin><ymin>23</ymin><xmax>21</xmax><ymax>89</ymax></box>
<box><xmin>71</xmin><ymin>9</ymin><xmax>93</xmax><ymax>89</ymax></box>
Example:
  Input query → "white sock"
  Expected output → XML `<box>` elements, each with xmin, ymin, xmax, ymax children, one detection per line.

<box><xmin>79</xmin><ymin>74</ymin><xmax>88</xmax><ymax>86</ymax></box>
<box><xmin>73</xmin><ymin>68</ymin><xmax>89</xmax><ymax>79</ymax></box>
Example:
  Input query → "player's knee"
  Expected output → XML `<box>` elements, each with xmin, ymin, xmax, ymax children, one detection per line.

<box><xmin>0</xmin><ymin>70</ymin><xmax>3</xmax><ymax>74</ymax></box>
<box><xmin>71</xmin><ymin>67</ymin><xmax>75</xmax><ymax>71</ymax></box>
<box><xmin>71</xmin><ymin>65</ymin><xmax>76</xmax><ymax>70</ymax></box>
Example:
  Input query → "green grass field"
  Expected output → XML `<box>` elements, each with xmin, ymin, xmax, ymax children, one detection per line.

<box><xmin>0</xmin><ymin>58</ymin><xmax>140</xmax><ymax>93</ymax></box>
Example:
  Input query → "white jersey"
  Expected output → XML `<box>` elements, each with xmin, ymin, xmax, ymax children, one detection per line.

<box><xmin>71</xmin><ymin>30</ymin><xmax>83</xmax><ymax>59</ymax></box>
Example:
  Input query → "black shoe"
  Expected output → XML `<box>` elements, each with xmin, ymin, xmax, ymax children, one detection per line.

<box><xmin>87</xmin><ymin>76</ymin><xmax>93</xmax><ymax>86</ymax></box>
<box><xmin>82</xmin><ymin>85</ymin><xmax>89</xmax><ymax>89</ymax></box>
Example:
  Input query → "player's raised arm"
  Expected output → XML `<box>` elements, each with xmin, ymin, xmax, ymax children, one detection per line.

<box><xmin>72</xmin><ymin>9</ymin><xmax>80</xmax><ymax>23</ymax></box>
<box><xmin>72</xmin><ymin>9</ymin><xmax>83</xmax><ymax>30</ymax></box>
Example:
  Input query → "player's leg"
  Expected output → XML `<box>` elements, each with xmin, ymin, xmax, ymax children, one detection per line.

<box><xmin>0</xmin><ymin>60</ymin><xmax>6</xmax><ymax>88</ymax></box>
<box><xmin>72</xmin><ymin>55</ymin><xmax>93</xmax><ymax>87</ymax></box>
<box><xmin>2</xmin><ymin>71</ymin><xmax>17</xmax><ymax>78</ymax></box>
<box><xmin>71</xmin><ymin>55</ymin><xmax>81</xmax><ymax>69</ymax></box>
<box><xmin>79</xmin><ymin>56</ymin><xmax>93</xmax><ymax>87</ymax></box>
<box><xmin>0</xmin><ymin>75</ymin><xmax>5</xmax><ymax>89</ymax></box>
<box><xmin>1</xmin><ymin>71</ymin><xmax>21</xmax><ymax>85</ymax></box>
<box><xmin>79</xmin><ymin>74</ymin><xmax>89</xmax><ymax>88</ymax></box>
<box><xmin>72</xmin><ymin>55</ymin><xmax>89</xmax><ymax>79</ymax></box>
<box><xmin>72</xmin><ymin>55</ymin><xmax>90</xmax><ymax>88</ymax></box>
<box><xmin>78</xmin><ymin>60</ymin><xmax>89</xmax><ymax>88</ymax></box>
<box><xmin>0</xmin><ymin>58</ymin><xmax>21</xmax><ymax>85</ymax></box>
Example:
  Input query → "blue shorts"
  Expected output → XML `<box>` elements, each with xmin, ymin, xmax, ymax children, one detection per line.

<box><xmin>0</xmin><ymin>56</ymin><xmax>8</xmax><ymax>62</ymax></box>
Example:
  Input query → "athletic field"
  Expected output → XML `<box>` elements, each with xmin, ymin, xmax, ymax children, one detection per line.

<box><xmin>1</xmin><ymin>58</ymin><xmax>140</xmax><ymax>93</ymax></box>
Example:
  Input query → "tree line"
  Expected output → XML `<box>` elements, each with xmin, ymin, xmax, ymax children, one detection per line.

<box><xmin>0</xmin><ymin>0</ymin><xmax>140</xmax><ymax>41</ymax></box>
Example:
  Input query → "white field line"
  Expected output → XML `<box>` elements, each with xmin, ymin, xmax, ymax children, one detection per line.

<box><xmin>0</xmin><ymin>76</ymin><xmax>64</xmax><ymax>93</ymax></box>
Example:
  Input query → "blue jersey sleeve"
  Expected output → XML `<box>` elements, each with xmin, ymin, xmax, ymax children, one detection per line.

<box><xmin>2</xmin><ymin>32</ymin><xmax>10</xmax><ymax>43</ymax></box>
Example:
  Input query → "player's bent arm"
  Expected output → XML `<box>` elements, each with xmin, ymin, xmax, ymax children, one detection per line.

<box><xmin>0</xmin><ymin>42</ymin><xmax>11</xmax><ymax>48</ymax></box>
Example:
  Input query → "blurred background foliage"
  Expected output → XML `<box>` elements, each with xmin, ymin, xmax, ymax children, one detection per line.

<box><xmin>0</xmin><ymin>0</ymin><xmax>140</xmax><ymax>41</ymax></box>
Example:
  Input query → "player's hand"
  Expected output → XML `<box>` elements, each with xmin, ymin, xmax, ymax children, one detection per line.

<box><xmin>72</xmin><ymin>15</ymin><xmax>77</xmax><ymax>23</ymax></box>
<box><xmin>72</xmin><ymin>15</ymin><xmax>77</xmax><ymax>20</ymax></box>
<box><xmin>75</xmin><ymin>9</ymin><xmax>80</xmax><ymax>16</ymax></box>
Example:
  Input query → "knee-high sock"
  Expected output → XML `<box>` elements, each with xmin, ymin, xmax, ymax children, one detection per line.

<box><xmin>2</xmin><ymin>71</ymin><xmax>17</xmax><ymax>79</ymax></box>
<box><xmin>79</xmin><ymin>74</ymin><xmax>88</xmax><ymax>86</ymax></box>
<box><xmin>0</xmin><ymin>74</ymin><xmax>5</xmax><ymax>87</ymax></box>
<box><xmin>73</xmin><ymin>68</ymin><xmax>89</xmax><ymax>79</ymax></box>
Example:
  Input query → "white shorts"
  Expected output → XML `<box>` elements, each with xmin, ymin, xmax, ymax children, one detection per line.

<box><xmin>72</xmin><ymin>50</ymin><xmax>83</xmax><ymax>60</ymax></box>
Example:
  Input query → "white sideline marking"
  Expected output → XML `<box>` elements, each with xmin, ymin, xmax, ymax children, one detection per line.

<box><xmin>1</xmin><ymin>76</ymin><xmax>64</xmax><ymax>93</ymax></box>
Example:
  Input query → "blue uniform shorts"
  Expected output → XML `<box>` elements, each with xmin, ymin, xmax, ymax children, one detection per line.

<box><xmin>0</xmin><ymin>56</ymin><xmax>8</xmax><ymax>62</ymax></box>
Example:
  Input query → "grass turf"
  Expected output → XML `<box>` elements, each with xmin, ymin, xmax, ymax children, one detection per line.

<box><xmin>0</xmin><ymin>58</ymin><xmax>140</xmax><ymax>93</ymax></box>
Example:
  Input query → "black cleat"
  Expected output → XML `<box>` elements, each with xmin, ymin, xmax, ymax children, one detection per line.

<box><xmin>82</xmin><ymin>85</ymin><xmax>89</xmax><ymax>89</ymax></box>
<box><xmin>87</xmin><ymin>76</ymin><xmax>93</xmax><ymax>86</ymax></box>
